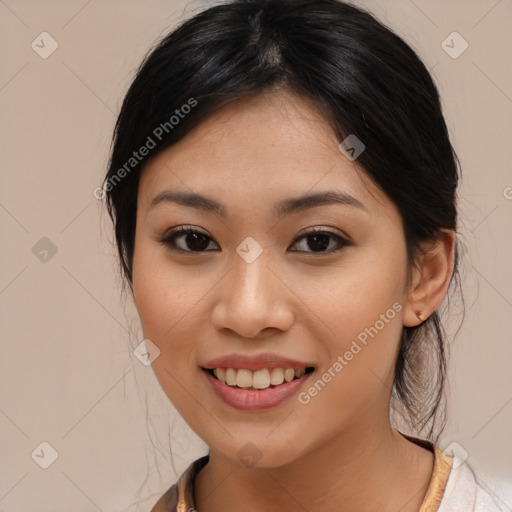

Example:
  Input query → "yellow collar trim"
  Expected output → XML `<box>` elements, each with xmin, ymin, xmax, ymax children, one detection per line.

<box><xmin>169</xmin><ymin>438</ymin><xmax>453</xmax><ymax>512</ymax></box>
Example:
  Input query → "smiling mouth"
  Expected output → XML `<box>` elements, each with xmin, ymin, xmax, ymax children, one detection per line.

<box><xmin>203</xmin><ymin>366</ymin><xmax>315</xmax><ymax>391</ymax></box>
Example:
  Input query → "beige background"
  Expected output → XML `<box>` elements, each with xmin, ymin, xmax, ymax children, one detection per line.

<box><xmin>1</xmin><ymin>0</ymin><xmax>511</xmax><ymax>510</ymax></box>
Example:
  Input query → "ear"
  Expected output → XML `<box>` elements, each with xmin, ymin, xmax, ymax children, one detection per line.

<box><xmin>403</xmin><ymin>229</ymin><xmax>456</xmax><ymax>327</ymax></box>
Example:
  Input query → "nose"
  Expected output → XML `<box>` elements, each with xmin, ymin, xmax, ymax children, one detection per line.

<box><xmin>210</xmin><ymin>251</ymin><xmax>294</xmax><ymax>339</ymax></box>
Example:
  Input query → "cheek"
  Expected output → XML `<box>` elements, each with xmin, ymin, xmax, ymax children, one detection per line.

<box><xmin>131</xmin><ymin>246</ymin><xmax>225</xmax><ymax>400</ymax></box>
<box><xmin>299</xmin><ymin>305</ymin><xmax>403</xmax><ymax>433</ymax></box>
<box><xmin>133</xmin><ymin>275</ymin><xmax>206</xmax><ymax>366</ymax></box>
<box><xmin>132</xmin><ymin>266</ymin><xmax>207</xmax><ymax>416</ymax></box>
<box><xmin>132</xmin><ymin>249</ymin><xmax>203</xmax><ymax>381</ymax></box>
<box><xmin>132</xmin><ymin>242</ymin><xmax>207</xmax><ymax>335</ymax></box>
<box><xmin>305</xmin><ymin>249</ymin><xmax>406</xmax><ymax>409</ymax></box>
<box><xmin>318</xmin><ymin>246</ymin><xmax>405</xmax><ymax>337</ymax></box>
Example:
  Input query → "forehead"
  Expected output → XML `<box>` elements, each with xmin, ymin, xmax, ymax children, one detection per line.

<box><xmin>137</xmin><ymin>90</ymin><xmax>392</xmax><ymax>217</ymax></box>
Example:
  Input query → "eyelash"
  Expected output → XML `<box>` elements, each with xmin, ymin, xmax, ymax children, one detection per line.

<box><xmin>157</xmin><ymin>225</ymin><xmax>352</xmax><ymax>255</ymax></box>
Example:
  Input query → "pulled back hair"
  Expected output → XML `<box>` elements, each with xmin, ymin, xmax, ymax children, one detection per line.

<box><xmin>104</xmin><ymin>0</ymin><xmax>461</xmax><ymax>443</ymax></box>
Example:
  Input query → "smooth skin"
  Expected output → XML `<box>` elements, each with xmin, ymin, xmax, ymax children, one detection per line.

<box><xmin>131</xmin><ymin>89</ymin><xmax>455</xmax><ymax>512</ymax></box>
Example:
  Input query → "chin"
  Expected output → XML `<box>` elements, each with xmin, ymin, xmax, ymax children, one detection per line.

<box><xmin>211</xmin><ymin>436</ymin><xmax>308</xmax><ymax>470</ymax></box>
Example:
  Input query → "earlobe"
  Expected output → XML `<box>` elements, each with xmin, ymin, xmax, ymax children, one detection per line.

<box><xmin>403</xmin><ymin>230</ymin><xmax>456</xmax><ymax>328</ymax></box>
<box><xmin>403</xmin><ymin>304</ymin><xmax>426</xmax><ymax>327</ymax></box>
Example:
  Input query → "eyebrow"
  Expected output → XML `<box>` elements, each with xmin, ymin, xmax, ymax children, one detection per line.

<box><xmin>148</xmin><ymin>189</ymin><xmax>366</xmax><ymax>218</ymax></box>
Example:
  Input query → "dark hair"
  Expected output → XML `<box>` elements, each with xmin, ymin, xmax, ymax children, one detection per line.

<box><xmin>104</xmin><ymin>0</ymin><xmax>461</xmax><ymax>443</ymax></box>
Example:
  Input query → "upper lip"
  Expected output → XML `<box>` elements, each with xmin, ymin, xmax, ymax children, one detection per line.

<box><xmin>202</xmin><ymin>353</ymin><xmax>315</xmax><ymax>371</ymax></box>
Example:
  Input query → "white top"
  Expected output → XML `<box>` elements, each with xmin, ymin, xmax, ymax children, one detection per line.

<box><xmin>150</xmin><ymin>440</ymin><xmax>511</xmax><ymax>512</ymax></box>
<box><xmin>438</xmin><ymin>454</ymin><xmax>510</xmax><ymax>511</ymax></box>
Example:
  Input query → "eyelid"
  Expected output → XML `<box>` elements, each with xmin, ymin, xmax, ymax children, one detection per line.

<box><xmin>157</xmin><ymin>225</ymin><xmax>219</xmax><ymax>252</ymax></box>
<box><xmin>292</xmin><ymin>225</ymin><xmax>351</xmax><ymax>243</ymax></box>
<box><xmin>289</xmin><ymin>226</ymin><xmax>351</xmax><ymax>253</ymax></box>
<box><xmin>157</xmin><ymin>225</ymin><xmax>352</xmax><ymax>254</ymax></box>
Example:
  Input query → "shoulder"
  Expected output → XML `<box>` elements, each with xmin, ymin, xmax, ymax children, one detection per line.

<box><xmin>438</xmin><ymin>455</ymin><xmax>509</xmax><ymax>512</ymax></box>
<box><xmin>150</xmin><ymin>483</ymin><xmax>179</xmax><ymax>512</ymax></box>
<box><xmin>150</xmin><ymin>454</ymin><xmax>210</xmax><ymax>512</ymax></box>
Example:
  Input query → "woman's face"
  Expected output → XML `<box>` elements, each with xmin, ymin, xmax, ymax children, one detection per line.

<box><xmin>132</xmin><ymin>90</ymin><xmax>412</xmax><ymax>467</ymax></box>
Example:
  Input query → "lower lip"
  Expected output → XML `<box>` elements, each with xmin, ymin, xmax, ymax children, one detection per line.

<box><xmin>202</xmin><ymin>369</ymin><xmax>313</xmax><ymax>410</ymax></box>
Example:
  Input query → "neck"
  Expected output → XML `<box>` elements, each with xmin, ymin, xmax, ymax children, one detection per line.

<box><xmin>194</xmin><ymin>417</ymin><xmax>434</xmax><ymax>512</ymax></box>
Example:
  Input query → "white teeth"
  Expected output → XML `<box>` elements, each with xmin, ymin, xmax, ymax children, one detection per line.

<box><xmin>225</xmin><ymin>368</ymin><xmax>237</xmax><ymax>386</ymax></box>
<box><xmin>253</xmin><ymin>369</ymin><xmax>271</xmax><ymax>389</ymax></box>
<box><xmin>284</xmin><ymin>368</ymin><xmax>295</xmax><ymax>382</ymax></box>
<box><xmin>215</xmin><ymin>367</ymin><xmax>226</xmax><ymax>383</ymax></box>
<box><xmin>236</xmin><ymin>369</ymin><xmax>253</xmax><ymax>388</ymax></box>
<box><xmin>269</xmin><ymin>367</ymin><xmax>284</xmax><ymax>385</ymax></box>
<box><xmin>210</xmin><ymin>367</ymin><xmax>310</xmax><ymax>389</ymax></box>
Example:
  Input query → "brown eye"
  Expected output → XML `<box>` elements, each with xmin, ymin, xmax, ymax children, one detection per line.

<box><xmin>289</xmin><ymin>228</ymin><xmax>351</xmax><ymax>254</ymax></box>
<box><xmin>159</xmin><ymin>227</ymin><xmax>219</xmax><ymax>253</ymax></box>
<box><xmin>158</xmin><ymin>226</ymin><xmax>350</xmax><ymax>255</ymax></box>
